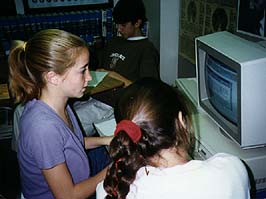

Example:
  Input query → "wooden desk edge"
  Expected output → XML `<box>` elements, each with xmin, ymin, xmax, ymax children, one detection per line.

<box><xmin>85</xmin><ymin>75</ymin><xmax>124</xmax><ymax>95</ymax></box>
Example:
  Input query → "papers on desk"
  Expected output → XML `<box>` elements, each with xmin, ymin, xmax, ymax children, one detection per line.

<box><xmin>88</xmin><ymin>71</ymin><xmax>108</xmax><ymax>87</ymax></box>
<box><xmin>94</xmin><ymin>118</ymin><xmax>116</xmax><ymax>137</ymax></box>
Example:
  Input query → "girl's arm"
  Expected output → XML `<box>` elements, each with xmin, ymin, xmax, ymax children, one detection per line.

<box><xmin>42</xmin><ymin>162</ymin><xmax>108</xmax><ymax>199</ymax></box>
<box><xmin>84</xmin><ymin>136</ymin><xmax>113</xmax><ymax>149</ymax></box>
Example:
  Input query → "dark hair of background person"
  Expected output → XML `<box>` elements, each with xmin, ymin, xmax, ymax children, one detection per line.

<box><xmin>8</xmin><ymin>29</ymin><xmax>88</xmax><ymax>104</ymax></box>
<box><xmin>103</xmin><ymin>77</ymin><xmax>195</xmax><ymax>199</ymax></box>
<box><xmin>112</xmin><ymin>0</ymin><xmax>147</xmax><ymax>28</ymax></box>
<box><xmin>238</xmin><ymin>0</ymin><xmax>266</xmax><ymax>36</ymax></box>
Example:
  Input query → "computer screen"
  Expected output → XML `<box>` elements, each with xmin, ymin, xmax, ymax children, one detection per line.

<box><xmin>196</xmin><ymin>31</ymin><xmax>266</xmax><ymax>149</ymax></box>
<box><xmin>205</xmin><ymin>54</ymin><xmax>238</xmax><ymax>124</ymax></box>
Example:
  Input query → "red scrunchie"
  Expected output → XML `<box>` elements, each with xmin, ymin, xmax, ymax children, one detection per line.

<box><xmin>114</xmin><ymin>120</ymin><xmax>142</xmax><ymax>143</ymax></box>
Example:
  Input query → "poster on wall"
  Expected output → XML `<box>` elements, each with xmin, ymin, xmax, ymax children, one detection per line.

<box><xmin>204</xmin><ymin>1</ymin><xmax>237</xmax><ymax>34</ymax></box>
<box><xmin>179</xmin><ymin>0</ymin><xmax>237</xmax><ymax>64</ymax></box>
<box><xmin>179</xmin><ymin>0</ymin><xmax>205</xmax><ymax>64</ymax></box>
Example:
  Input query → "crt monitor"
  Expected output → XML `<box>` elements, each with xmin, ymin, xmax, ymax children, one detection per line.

<box><xmin>196</xmin><ymin>31</ymin><xmax>266</xmax><ymax>149</ymax></box>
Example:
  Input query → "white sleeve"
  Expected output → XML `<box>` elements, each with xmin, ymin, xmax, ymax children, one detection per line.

<box><xmin>96</xmin><ymin>181</ymin><xmax>107</xmax><ymax>199</ymax></box>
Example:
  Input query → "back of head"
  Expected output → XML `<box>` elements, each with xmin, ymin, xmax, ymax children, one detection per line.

<box><xmin>8</xmin><ymin>29</ymin><xmax>87</xmax><ymax>104</ymax></box>
<box><xmin>113</xmin><ymin>0</ymin><xmax>147</xmax><ymax>25</ymax></box>
<box><xmin>104</xmin><ymin>77</ymin><xmax>194</xmax><ymax>198</ymax></box>
<box><xmin>114</xmin><ymin>77</ymin><xmax>193</xmax><ymax>154</ymax></box>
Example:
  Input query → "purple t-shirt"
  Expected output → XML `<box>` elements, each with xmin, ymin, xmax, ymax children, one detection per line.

<box><xmin>18</xmin><ymin>99</ymin><xmax>90</xmax><ymax>199</ymax></box>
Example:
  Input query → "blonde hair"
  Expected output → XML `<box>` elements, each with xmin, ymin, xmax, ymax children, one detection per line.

<box><xmin>8</xmin><ymin>29</ymin><xmax>88</xmax><ymax>103</ymax></box>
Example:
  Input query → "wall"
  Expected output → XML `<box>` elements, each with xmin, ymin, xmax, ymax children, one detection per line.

<box><xmin>145</xmin><ymin>0</ymin><xmax>181</xmax><ymax>85</ymax></box>
<box><xmin>145</xmin><ymin>0</ymin><xmax>197</xmax><ymax>83</ymax></box>
<box><xmin>143</xmin><ymin>0</ymin><xmax>160</xmax><ymax>51</ymax></box>
<box><xmin>159</xmin><ymin>0</ymin><xmax>180</xmax><ymax>85</ymax></box>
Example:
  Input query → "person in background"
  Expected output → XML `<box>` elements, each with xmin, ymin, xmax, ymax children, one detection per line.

<box><xmin>97</xmin><ymin>0</ymin><xmax>160</xmax><ymax>86</ymax></box>
<box><xmin>254</xmin><ymin>0</ymin><xmax>266</xmax><ymax>36</ymax></box>
<box><xmin>97</xmin><ymin>77</ymin><xmax>250</xmax><ymax>199</ymax></box>
<box><xmin>238</xmin><ymin>0</ymin><xmax>266</xmax><ymax>37</ymax></box>
<box><xmin>8</xmin><ymin>29</ymin><xmax>112</xmax><ymax>199</ymax></box>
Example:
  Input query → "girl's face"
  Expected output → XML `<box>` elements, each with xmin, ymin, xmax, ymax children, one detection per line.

<box><xmin>60</xmin><ymin>48</ymin><xmax>92</xmax><ymax>98</ymax></box>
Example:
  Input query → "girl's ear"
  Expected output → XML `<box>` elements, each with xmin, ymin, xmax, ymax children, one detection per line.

<box><xmin>178</xmin><ymin>111</ymin><xmax>186</xmax><ymax>129</ymax></box>
<box><xmin>44</xmin><ymin>71</ymin><xmax>59</xmax><ymax>85</ymax></box>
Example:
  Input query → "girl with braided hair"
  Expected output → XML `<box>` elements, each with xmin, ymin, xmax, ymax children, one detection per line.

<box><xmin>97</xmin><ymin>77</ymin><xmax>250</xmax><ymax>199</ymax></box>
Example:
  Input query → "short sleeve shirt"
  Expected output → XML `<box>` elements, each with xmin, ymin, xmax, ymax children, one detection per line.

<box><xmin>18</xmin><ymin>99</ymin><xmax>90</xmax><ymax>199</ymax></box>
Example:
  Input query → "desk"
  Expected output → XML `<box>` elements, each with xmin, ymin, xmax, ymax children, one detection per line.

<box><xmin>0</xmin><ymin>84</ymin><xmax>13</xmax><ymax>108</ymax></box>
<box><xmin>0</xmin><ymin>84</ymin><xmax>13</xmax><ymax>141</ymax></box>
<box><xmin>85</xmin><ymin>75</ymin><xmax>124</xmax><ymax>95</ymax></box>
<box><xmin>85</xmin><ymin>75</ymin><xmax>124</xmax><ymax>107</ymax></box>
